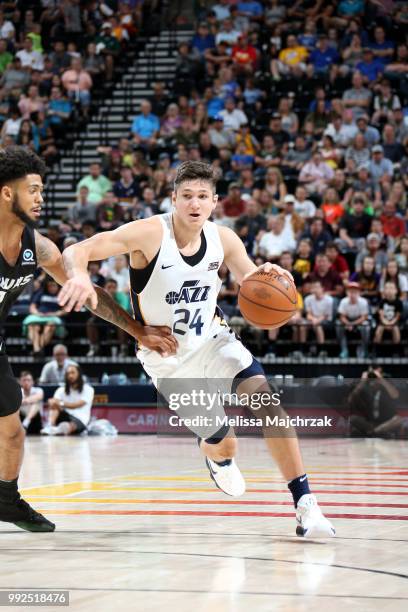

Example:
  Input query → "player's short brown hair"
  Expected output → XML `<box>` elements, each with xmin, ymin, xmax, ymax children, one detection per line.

<box><xmin>174</xmin><ymin>161</ymin><xmax>218</xmax><ymax>192</ymax></box>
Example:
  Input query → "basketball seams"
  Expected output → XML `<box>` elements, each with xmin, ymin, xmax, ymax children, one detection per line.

<box><xmin>242</xmin><ymin>278</ymin><xmax>298</xmax><ymax>305</ymax></box>
<box><xmin>238</xmin><ymin>292</ymin><xmax>296</xmax><ymax>314</ymax></box>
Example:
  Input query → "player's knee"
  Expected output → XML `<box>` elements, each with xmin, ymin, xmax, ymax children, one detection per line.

<box><xmin>0</xmin><ymin>418</ymin><xmax>25</xmax><ymax>446</ymax></box>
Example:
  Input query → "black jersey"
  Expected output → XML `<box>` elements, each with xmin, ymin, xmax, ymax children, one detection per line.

<box><xmin>0</xmin><ymin>226</ymin><xmax>37</xmax><ymax>328</ymax></box>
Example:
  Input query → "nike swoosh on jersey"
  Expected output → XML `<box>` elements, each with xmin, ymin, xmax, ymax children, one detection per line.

<box><xmin>161</xmin><ymin>264</ymin><xmax>174</xmax><ymax>269</ymax></box>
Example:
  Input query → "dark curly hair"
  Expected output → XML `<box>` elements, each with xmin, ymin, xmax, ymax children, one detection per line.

<box><xmin>0</xmin><ymin>146</ymin><xmax>46</xmax><ymax>188</ymax></box>
<box><xmin>174</xmin><ymin>160</ymin><xmax>218</xmax><ymax>191</ymax></box>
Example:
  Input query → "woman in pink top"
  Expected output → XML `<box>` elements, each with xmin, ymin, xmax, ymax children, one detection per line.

<box><xmin>62</xmin><ymin>57</ymin><xmax>93</xmax><ymax>115</ymax></box>
<box><xmin>18</xmin><ymin>85</ymin><xmax>45</xmax><ymax>119</ymax></box>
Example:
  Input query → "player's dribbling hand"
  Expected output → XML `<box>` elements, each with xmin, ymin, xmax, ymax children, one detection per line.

<box><xmin>243</xmin><ymin>262</ymin><xmax>294</xmax><ymax>284</ymax></box>
<box><xmin>137</xmin><ymin>325</ymin><xmax>178</xmax><ymax>357</ymax></box>
<box><xmin>58</xmin><ymin>274</ymin><xmax>98</xmax><ymax>312</ymax></box>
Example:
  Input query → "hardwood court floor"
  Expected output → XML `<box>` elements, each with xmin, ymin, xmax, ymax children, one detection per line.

<box><xmin>0</xmin><ymin>436</ymin><xmax>407</xmax><ymax>612</ymax></box>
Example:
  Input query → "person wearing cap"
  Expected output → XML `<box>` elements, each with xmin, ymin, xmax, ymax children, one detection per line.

<box><xmin>336</xmin><ymin>282</ymin><xmax>370</xmax><ymax>359</ymax></box>
<box><xmin>355</xmin><ymin>233</ymin><xmax>388</xmax><ymax>274</ymax></box>
<box><xmin>192</xmin><ymin>22</ymin><xmax>216</xmax><ymax>57</ymax></box>
<box><xmin>368</xmin><ymin>145</ymin><xmax>394</xmax><ymax>185</ymax></box>
<box><xmin>309</xmin><ymin>34</ymin><xmax>339</xmax><ymax>75</ymax></box>
<box><xmin>356</xmin><ymin>48</ymin><xmax>384</xmax><ymax>83</ymax></box>
<box><xmin>208</xmin><ymin>114</ymin><xmax>235</xmax><ymax>149</ymax></box>
<box><xmin>281</xmin><ymin>195</ymin><xmax>305</xmax><ymax>241</ymax></box>
<box><xmin>94</xmin><ymin>21</ymin><xmax>120</xmax><ymax>81</ymax></box>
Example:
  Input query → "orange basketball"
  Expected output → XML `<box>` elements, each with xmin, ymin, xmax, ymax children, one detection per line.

<box><xmin>238</xmin><ymin>269</ymin><xmax>298</xmax><ymax>329</ymax></box>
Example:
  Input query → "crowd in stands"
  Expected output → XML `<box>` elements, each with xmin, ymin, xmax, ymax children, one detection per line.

<box><xmin>4</xmin><ymin>0</ymin><xmax>408</xmax><ymax>360</ymax></box>
<box><xmin>0</xmin><ymin>1</ymin><xmax>144</xmax><ymax>167</ymax></box>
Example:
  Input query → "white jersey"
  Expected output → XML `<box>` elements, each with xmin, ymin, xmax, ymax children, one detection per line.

<box><xmin>131</xmin><ymin>213</ymin><xmax>225</xmax><ymax>369</ymax></box>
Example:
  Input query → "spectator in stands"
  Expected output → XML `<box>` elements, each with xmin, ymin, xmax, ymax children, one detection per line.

<box><xmin>113</xmin><ymin>165</ymin><xmax>140</xmax><ymax>210</ymax></box>
<box><xmin>46</xmin><ymin>85</ymin><xmax>72</xmax><ymax>137</ymax></box>
<box><xmin>380</xmin><ymin>259</ymin><xmax>408</xmax><ymax>301</ymax></box>
<box><xmin>131</xmin><ymin>99</ymin><xmax>160</xmax><ymax>149</ymax></box>
<box><xmin>69</xmin><ymin>185</ymin><xmax>98</xmax><ymax>229</ymax></box>
<box><xmin>293</xmin><ymin>185</ymin><xmax>316</xmax><ymax>220</ymax></box>
<box><xmin>293</xmin><ymin>238</ymin><xmax>314</xmax><ymax>279</ymax></box>
<box><xmin>355</xmin><ymin>232</ymin><xmax>388</xmax><ymax>274</ymax></box>
<box><xmin>97</xmin><ymin>191</ymin><xmax>123</xmax><ymax>230</ymax></box>
<box><xmin>231</xmin><ymin>34</ymin><xmax>258</xmax><ymax>74</ymax></box>
<box><xmin>304</xmin><ymin>253</ymin><xmax>343</xmax><ymax>297</ymax></box>
<box><xmin>86</xmin><ymin>278</ymin><xmax>130</xmax><ymax>357</ymax></box>
<box><xmin>309</xmin><ymin>34</ymin><xmax>339</xmax><ymax>75</ymax></box>
<box><xmin>39</xmin><ymin>344</ymin><xmax>77</xmax><ymax>384</ymax></box>
<box><xmin>369</xmin><ymin>25</ymin><xmax>394</xmax><ymax>66</ymax></box>
<box><xmin>77</xmin><ymin>162</ymin><xmax>112</xmax><ymax>204</ymax></box>
<box><xmin>192</xmin><ymin>22</ymin><xmax>215</xmax><ymax>58</ymax></box>
<box><xmin>382</xmin><ymin>124</ymin><xmax>404</xmax><ymax>163</ymax></box>
<box><xmin>62</xmin><ymin>56</ymin><xmax>92</xmax><ymax>116</ymax></box>
<box><xmin>355</xmin><ymin>114</ymin><xmax>380</xmax><ymax>147</ymax></box>
<box><xmin>213</xmin><ymin>1</ymin><xmax>232</xmax><ymax>23</ymax></box>
<box><xmin>235</xmin><ymin>198</ymin><xmax>266</xmax><ymax>253</ymax></box>
<box><xmin>101</xmin><ymin>254</ymin><xmax>130</xmax><ymax>294</ymax></box>
<box><xmin>369</xmin><ymin>144</ymin><xmax>394</xmax><ymax>186</ymax></box>
<box><xmin>271</xmin><ymin>34</ymin><xmax>308</xmax><ymax>79</ymax></box>
<box><xmin>380</xmin><ymin>201</ymin><xmax>406</xmax><ymax>240</ymax></box>
<box><xmin>326</xmin><ymin>241</ymin><xmax>349</xmax><ymax>281</ymax></box>
<box><xmin>23</xmin><ymin>277</ymin><xmax>67</xmax><ymax>357</ymax></box>
<box><xmin>95</xmin><ymin>22</ymin><xmax>120</xmax><ymax>82</ymax></box>
<box><xmin>219</xmin><ymin>97</ymin><xmax>248</xmax><ymax>131</ymax></box>
<box><xmin>356</xmin><ymin>48</ymin><xmax>383</xmax><ymax>83</ymax></box>
<box><xmin>338</xmin><ymin>194</ymin><xmax>372</xmax><ymax>253</ymax></box>
<box><xmin>16</xmin><ymin>36</ymin><xmax>44</xmax><ymax>71</ymax></box>
<box><xmin>321</xmin><ymin>187</ymin><xmax>345</xmax><ymax>232</ymax></box>
<box><xmin>222</xmin><ymin>182</ymin><xmax>246</xmax><ymax>219</ymax></box>
<box><xmin>0</xmin><ymin>57</ymin><xmax>30</xmax><ymax>96</ymax></box>
<box><xmin>281</xmin><ymin>195</ymin><xmax>304</xmax><ymax>242</ymax></box>
<box><xmin>160</xmin><ymin>103</ymin><xmax>183</xmax><ymax>143</ymax></box>
<box><xmin>302</xmin><ymin>281</ymin><xmax>334</xmax><ymax>348</ymax></box>
<box><xmin>345</xmin><ymin>133</ymin><xmax>370</xmax><ymax>168</ymax></box>
<box><xmin>256</xmin><ymin>215</ymin><xmax>296</xmax><ymax>260</ymax></box>
<box><xmin>42</xmin><ymin>365</ymin><xmax>94</xmax><ymax>436</ymax></box>
<box><xmin>336</xmin><ymin>281</ymin><xmax>370</xmax><ymax>358</ymax></box>
<box><xmin>299</xmin><ymin>150</ymin><xmax>334</xmax><ymax>196</ymax></box>
<box><xmin>374</xmin><ymin>281</ymin><xmax>403</xmax><ymax>348</ymax></box>
<box><xmin>19</xmin><ymin>370</ymin><xmax>44</xmax><ymax>434</ymax></box>
<box><xmin>49</xmin><ymin>40</ymin><xmax>71</xmax><ymax>74</ymax></box>
<box><xmin>350</xmin><ymin>255</ymin><xmax>381</xmax><ymax>305</ymax></box>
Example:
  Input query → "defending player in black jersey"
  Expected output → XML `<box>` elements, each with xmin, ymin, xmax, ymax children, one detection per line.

<box><xmin>0</xmin><ymin>147</ymin><xmax>177</xmax><ymax>532</ymax></box>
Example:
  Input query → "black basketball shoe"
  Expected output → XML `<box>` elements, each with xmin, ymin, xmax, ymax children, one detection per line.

<box><xmin>0</xmin><ymin>496</ymin><xmax>55</xmax><ymax>532</ymax></box>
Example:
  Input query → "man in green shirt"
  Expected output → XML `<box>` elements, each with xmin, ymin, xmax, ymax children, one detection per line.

<box><xmin>0</xmin><ymin>39</ymin><xmax>13</xmax><ymax>74</ymax></box>
<box><xmin>76</xmin><ymin>162</ymin><xmax>112</xmax><ymax>204</ymax></box>
<box><xmin>94</xmin><ymin>23</ymin><xmax>120</xmax><ymax>81</ymax></box>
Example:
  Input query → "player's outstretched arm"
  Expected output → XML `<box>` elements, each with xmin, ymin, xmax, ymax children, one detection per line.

<box><xmin>218</xmin><ymin>226</ymin><xmax>293</xmax><ymax>285</ymax></box>
<box><xmin>35</xmin><ymin>231</ymin><xmax>177</xmax><ymax>356</ymax></box>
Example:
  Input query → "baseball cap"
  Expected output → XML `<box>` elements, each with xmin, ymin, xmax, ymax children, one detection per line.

<box><xmin>372</xmin><ymin>145</ymin><xmax>383</xmax><ymax>153</ymax></box>
<box><xmin>347</xmin><ymin>282</ymin><xmax>360</xmax><ymax>290</ymax></box>
<box><xmin>367</xmin><ymin>232</ymin><xmax>380</xmax><ymax>242</ymax></box>
<box><xmin>214</xmin><ymin>113</ymin><xmax>224</xmax><ymax>121</ymax></box>
<box><xmin>101</xmin><ymin>22</ymin><xmax>112</xmax><ymax>29</ymax></box>
<box><xmin>284</xmin><ymin>195</ymin><xmax>296</xmax><ymax>203</ymax></box>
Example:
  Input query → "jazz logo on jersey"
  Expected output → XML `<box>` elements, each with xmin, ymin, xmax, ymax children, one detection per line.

<box><xmin>0</xmin><ymin>274</ymin><xmax>34</xmax><ymax>303</ymax></box>
<box><xmin>166</xmin><ymin>280</ymin><xmax>210</xmax><ymax>305</ymax></box>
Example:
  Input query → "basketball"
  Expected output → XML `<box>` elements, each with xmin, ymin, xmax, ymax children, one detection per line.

<box><xmin>238</xmin><ymin>269</ymin><xmax>298</xmax><ymax>329</ymax></box>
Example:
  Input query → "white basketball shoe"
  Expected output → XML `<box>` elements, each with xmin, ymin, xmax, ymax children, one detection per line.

<box><xmin>296</xmin><ymin>494</ymin><xmax>336</xmax><ymax>538</ymax></box>
<box><xmin>205</xmin><ymin>457</ymin><xmax>246</xmax><ymax>497</ymax></box>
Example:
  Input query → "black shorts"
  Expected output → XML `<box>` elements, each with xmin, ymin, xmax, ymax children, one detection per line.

<box><xmin>56</xmin><ymin>410</ymin><xmax>87</xmax><ymax>434</ymax></box>
<box><xmin>0</xmin><ymin>354</ymin><xmax>23</xmax><ymax>418</ymax></box>
<box><xmin>20</xmin><ymin>411</ymin><xmax>43</xmax><ymax>435</ymax></box>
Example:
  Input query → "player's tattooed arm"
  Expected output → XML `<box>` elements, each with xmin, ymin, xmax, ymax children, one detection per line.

<box><xmin>35</xmin><ymin>231</ymin><xmax>177</xmax><ymax>355</ymax></box>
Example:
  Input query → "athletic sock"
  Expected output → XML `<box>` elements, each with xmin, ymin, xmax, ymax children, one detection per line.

<box><xmin>213</xmin><ymin>458</ymin><xmax>232</xmax><ymax>467</ymax></box>
<box><xmin>288</xmin><ymin>473</ymin><xmax>311</xmax><ymax>507</ymax></box>
<box><xmin>0</xmin><ymin>477</ymin><xmax>19</xmax><ymax>503</ymax></box>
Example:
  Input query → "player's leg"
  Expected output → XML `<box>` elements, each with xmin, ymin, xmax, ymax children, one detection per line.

<box><xmin>0</xmin><ymin>357</ymin><xmax>55</xmax><ymax>532</ymax></box>
<box><xmin>198</xmin><ymin>427</ymin><xmax>245</xmax><ymax>497</ymax></box>
<box><xmin>235</xmin><ymin>373</ymin><xmax>335</xmax><ymax>538</ymax></box>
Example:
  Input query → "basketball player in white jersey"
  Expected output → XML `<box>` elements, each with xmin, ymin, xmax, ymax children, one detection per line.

<box><xmin>59</xmin><ymin>161</ymin><xmax>335</xmax><ymax>538</ymax></box>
